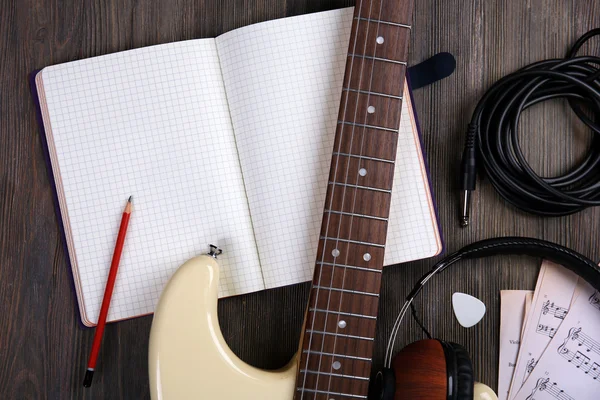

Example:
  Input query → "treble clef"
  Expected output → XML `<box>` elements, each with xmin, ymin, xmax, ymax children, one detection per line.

<box><xmin>526</xmin><ymin>358</ymin><xmax>536</xmax><ymax>373</ymax></box>
<box><xmin>541</xmin><ymin>300</ymin><xmax>550</xmax><ymax>315</ymax></box>
<box><xmin>568</xmin><ymin>327</ymin><xmax>582</xmax><ymax>342</ymax></box>
<box><xmin>526</xmin><ymin>378</ymin><xmax>549</xmax><ymax>400</ymax></box>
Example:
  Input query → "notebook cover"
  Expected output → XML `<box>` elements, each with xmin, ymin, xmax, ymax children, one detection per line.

<box><xmin>405</xmin><ymin>76</ymin><xmax>445</xmax><ymax>258</ymax></box>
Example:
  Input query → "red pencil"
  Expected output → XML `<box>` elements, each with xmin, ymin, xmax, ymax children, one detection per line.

<box><xmin>83</xmin><ymin>196</ymin><xmax>133</xmax><ymax>387</ymax></box>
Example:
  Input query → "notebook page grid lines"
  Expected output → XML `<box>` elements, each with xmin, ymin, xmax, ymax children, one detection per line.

<box><xmin>217</xmin><ymin>7</ymin><xmax>441</xmax><ymax>288</ymax></box>
<box><xmin>41</xmin><ymin>40</ymin><xmax>263</xmax><ymax>324</ymax></box>
<box><xmin>217</xmin><ymin>10</ymin><xmax>352</xmax><ymax>287</ymax></box>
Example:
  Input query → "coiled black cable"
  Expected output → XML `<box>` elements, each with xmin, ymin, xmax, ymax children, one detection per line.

<box><xmin>459</xmin><ymin>28</ymin><xmax>600</xmax><ymax>226</ymax></box>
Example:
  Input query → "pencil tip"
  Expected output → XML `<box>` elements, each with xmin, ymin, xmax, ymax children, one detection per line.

<box><xmin>128</xmin><ymin>196</ymin><xmax>132</xmax><ymax>203</ymax></box>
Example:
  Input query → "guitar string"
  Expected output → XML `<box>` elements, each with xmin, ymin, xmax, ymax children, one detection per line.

<box><xmin>328</xmin><ymin>0</ymin><xmax>402</xmax><ymax>391</ymax></box>
<box><xmin>299</xmin><ymin>0</ymin><xmax>367</xmax><ymax>396</ymax></box>
<box><xmin>324</xmin><ymin>0</ymin><xmax>395</xmax><ymax>395</ymax></box>
<box><xmin>312</xmin><ymin>0</ymin><xmax>376</xmax><ymax>394</ymax></box>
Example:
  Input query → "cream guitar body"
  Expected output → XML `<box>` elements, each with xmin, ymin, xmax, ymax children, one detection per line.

<box><xmin>148</xmin><ymin>254</ymin><xmax>298</xmax><ymax>400</ymax></box>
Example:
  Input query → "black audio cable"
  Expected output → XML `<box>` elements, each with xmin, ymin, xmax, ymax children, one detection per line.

<box><xmin>459</xmin><ymin>28</ymin><xmax>600</xmax><ymax>227</ymax></box>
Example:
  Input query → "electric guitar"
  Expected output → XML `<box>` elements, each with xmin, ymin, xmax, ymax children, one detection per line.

<box><xmin>148</xmin><ymin>0</ymin><xmax>413</xmax><ymax>398</ymax></box>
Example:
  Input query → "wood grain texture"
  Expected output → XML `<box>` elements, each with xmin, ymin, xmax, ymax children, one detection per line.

<box><xmin>1</xmin><ymin>0</ymin><xmax>599</xmax><ymax>398</ymax></box>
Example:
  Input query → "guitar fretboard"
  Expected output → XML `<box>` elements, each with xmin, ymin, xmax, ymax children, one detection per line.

<box><xmin>294</xmin><ymin>0</ymin><xmax>414</xmax><ymax>398</ymax></box>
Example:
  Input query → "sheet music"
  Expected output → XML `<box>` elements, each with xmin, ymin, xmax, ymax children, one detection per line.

<box><xmin>498</xmin><ymin>290</ymin><xmax>533</xmax><ymax>400</ymax></box>
<box><xmin>509</xmin><ymin>261</ymin><xmax>580</xmax><ymax>398</ymax></box>
<box><xmin>522</xmin><ymin>377</ymin><xmax>575</xmax><ymax>400</ymax></box>
<box><xmin>513</xmin><ymin>281</ymin><xmax>600</xmax><ymax>400</ymax></box>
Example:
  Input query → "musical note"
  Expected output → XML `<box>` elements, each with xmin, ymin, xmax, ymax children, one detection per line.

<box><xmin>589</xmin><ymin>291</ymin><xmax>600</xmax><ymax>311</ymax></box>
<box><xmin>536</xmin><ymin>324</ymin><xmax>556</xmax><ymax>338</ymax></box>
<box><xmin>541</xmin><ymin>300</ymin><xmax>569</xmax><ymax>320</ymax></box>
<box><xmin>557</xmin><ymin>330</ymin><xmax>600</xmax><ymax>384</ymax></box>
<box><xmin>526</xmin><ymin>377</ymin><xmax>574</xmax><ymax>400</ymax></box>
<box><xmin>562</xmin><ymin>326</ymin><xmax>600</xmax><ymax>356</ymax></box>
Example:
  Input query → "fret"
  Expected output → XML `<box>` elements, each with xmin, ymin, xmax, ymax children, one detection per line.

<box><xmin>309</xmin><ymin>308</ymin><xmax>377</xmax><ymax>320</ymax></box>
<box><xmin>356</xmin><ymin>0</ymin><xmax>412</xmax><ymax>26</ymax></box>
<box><xmin>302</xmin><ymin>343</ymin><xmax>373</xmax><ymax>378</ymax></box>
<box><xmin>329</xmin><ymin>153</ymin><xmax>395</xmax><ymax>190</ymax></box>
<box><xmin>313</xmin><ymin>263</ymin><xmax>382</xmax><ymax>292</ymax></box>
<box><xmin>324</xmin><ymin>209</ymin><xmax>390</xmax><ymax>220</ymax></box>
<box><xmin>312</xmin><ymin>285</ymin><xmax>380</xmax><ymax>297</ymax></box>
<box><xmin>302</xmin><ymin>329</ymin><xmax>374</xmax><ymax>359</ymax></box>
<box><xmin>320</xmin><ymin>237</ymin><xmax>385</xmax><ymax>248</ymax></box>
<box><xmin>354</xmin><ymin>17</ymin><xmax>411</xmax><ymax>29</ymax></box>
<box><xmin>337</xmin><ymin>120</ymin><xmax>398</xmax><ymax>133</ymax></box>
<box><xmin>320</xmin><ymin>209</ymin><xmax>388</xmax><ymax>243</ymax></box>
<box><xmin>342</xmin><ymin>87</ymin><xmax>402</xmax><ymax>100</ymax></box>
<box><xmin>318</xmin><ymin>240</ymin><xmax>386</xmax><ymax>267</ymax></box>
<box><xmin>343</xmin><ymin>57</ymin><xmax>406</xmax><ymax>97</ymax></box>
<box><xmin>302</xmin><ymin>350</ymin><xmax>372</xmax><ymax>362</ymax></box>
<box><xmin>307</xmin><ymin>305</ymin><xmax>378</xmax><ymax>336</ymax></box>
<box><xmin>303</xmin><ymin>352</ymin><xmax>372</xmax><ymax>375</ymax></box>
<box><xmin>311</xmin><ymin>284</ymin><xmax>380</xmax><ymax>316</ymax></box>
<box><xmin>329</xmin><ymin>181</ymin><xmax>391</xmax><ymax>193</ymax></box>
<box><xmin>348</xmin><ymin>53</ymin><xmax>407</xmax><ymax>65</ymax></box>
<box><xmin>306</xmin><ymin>330</ymin><xmax>375</xmax><ymax>341</ymax></box>
<box><xmin>300</xmin><ymin>369</ymin><xmax>370</xmax><ymax>381</ymax></box>
<box><xmin>325</xmin><ymin>184</ymin><xmax>391</xmax><ymax>218</ymax></box>
<box><xmin>338</xmin><ymin>91</ymin><xmax>402</xmax><ymax>129</ymax></box>
<box><xmin>299</xmin><ymin>372</ymin><xmax>371</xmax><ymax>400</ymax></box>
<box><xmin>302</xmin><ymin>332</ymin><xmax>374</xmax><ymax>362</ymax></box>
<box><xmin>311</xmin><ymin>286</ymin><xmax>381</xmax><ymax>313</ymax></box>
<box><xmin>334</xmin><ymin>125</ymin><xmax>398</xmax><ymax>161</ymax></box>
<box><xmin>298</xmin><ymin>372</ymin><xmax>371</xmax><ymax>397</ymax></box>
<box><xmin>296</xmin><ymin>388</ymin><xmax>368</xmax><ymax>399</ymax></box>
<box><xmin>316</xmin><ymin>261</ymin><xmax>382</xmax><ymax>273</ymax></box>
<box><xmin>351</xmin><ymin>20</ymin><xmax>411</xmax><ymax>74</ymax></box>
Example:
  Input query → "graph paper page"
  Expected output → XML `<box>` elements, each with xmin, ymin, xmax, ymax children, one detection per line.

<box><xmin>38</xmin><ymin>39</ymin><xmax>263</xmax><ymax>325</ymax></box>
<box><xmin>217</xmin><ymin>8</ymin><xmax>441</xmax><ymax>289</ymax></box>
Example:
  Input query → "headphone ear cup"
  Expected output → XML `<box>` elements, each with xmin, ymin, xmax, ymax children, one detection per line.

<box><xmin>390</xmin><ymin>339</ymin><xmax>450</xmax><ymax>399</ymax></box>
<box><xmin>445</xmin><ymin>342</ymin><xmax>474</xmax><ymax>400</ymax></box>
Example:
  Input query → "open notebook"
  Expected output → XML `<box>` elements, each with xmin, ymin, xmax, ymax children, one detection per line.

<box><xmin>33</xmin><ymin>7</ymin><xmax>442</xmax><ymax>326</ymax></box>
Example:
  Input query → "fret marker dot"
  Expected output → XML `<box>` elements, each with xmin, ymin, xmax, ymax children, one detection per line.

<box><xmin>359</xmin><ymin>168</ymin><xmax>367</xmax><ymax>177</ymax></box>
<box><xmin>338</xmin><ymin>320</ymin><xmax>347</xmax><ymax>329</ymax></box>
<box><xmin>376</xmin><ymin>36</ymin><xmax>385</xmax><ymax>44</ymax></box>
<box><xmin>367</xmin><ymin>105</ymin><xmax>375</xmax><ymax>114</ymax></box>
<box><xmin>332</xmin><ymin>249</ymin><xmax>340</xmax><ymax>257</ymax></box>
<box><xmin>363</xmin><ymin>253</ymin><xmax>371</xmax><ymax>261</ymax></box>
<box><xmin>332</xmin><ymin>361</ymin><xmax>341</xmax><ymax>370</ymax></box>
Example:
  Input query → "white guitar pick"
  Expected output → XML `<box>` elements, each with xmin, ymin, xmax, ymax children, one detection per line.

<box><xmin>452</xmin><ymin>292</ymin><xmax>486</xmax><ymax>328</ymax></box>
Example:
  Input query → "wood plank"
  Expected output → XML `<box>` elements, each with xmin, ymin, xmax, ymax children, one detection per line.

<box><xmin>2</xmin><ymin>1</ymin><xmax>600</xmax><ymax>398</ymax></box>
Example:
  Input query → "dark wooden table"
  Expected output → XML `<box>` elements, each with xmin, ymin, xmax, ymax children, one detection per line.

<box><xmin>1</xmin><ymin>0</ymin><xmax>599</xmax><ymax>398</ymax></box>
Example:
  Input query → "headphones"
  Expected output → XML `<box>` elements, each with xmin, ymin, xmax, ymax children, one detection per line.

<box><xmin>373</xmin><ymin>236</ymin><xmax>600</xmax><ymax>400</ymax></box>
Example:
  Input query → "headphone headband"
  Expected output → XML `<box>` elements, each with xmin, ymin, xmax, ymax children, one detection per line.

<box><xmin>386</xmin><ymin>236</ymin><xmax>600</xmax><ymax>369</ymax></box>
<box><xmin>407</xmin><ymin>237</ymin><xmax>600</xmax><ymax>301</ymax></box>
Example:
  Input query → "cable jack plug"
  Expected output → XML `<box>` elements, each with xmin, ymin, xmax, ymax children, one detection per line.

<box><xmin>459</xmin><ymin>124</ymin><xmax>477</xmax><ymax>227</ymax></box>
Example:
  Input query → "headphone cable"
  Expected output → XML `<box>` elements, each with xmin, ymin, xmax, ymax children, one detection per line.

<box><xmin>459</xmin><ymin>28</ymin><xmax>600</xmax><ymax>226</ymax></box>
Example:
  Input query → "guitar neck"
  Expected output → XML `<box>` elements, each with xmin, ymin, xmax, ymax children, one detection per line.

<box><xmin>294</xmin><ymin>0</ymin><xmax>413</xmax><ymax>398</ymax></box>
